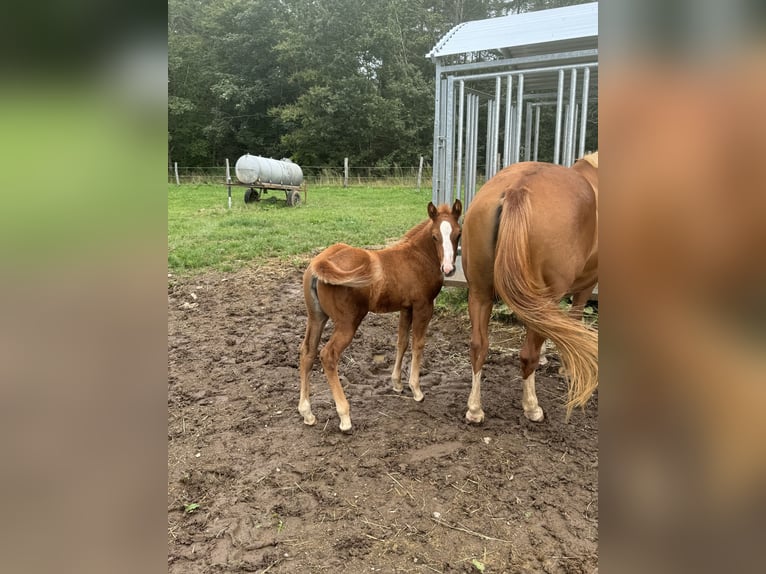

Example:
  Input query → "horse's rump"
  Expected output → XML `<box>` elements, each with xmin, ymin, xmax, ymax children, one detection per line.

<box><xmin>494</xmin><ymin>182</ymin><xmax>598</xmax><ymax>416</ymax></box>
<box><xmin>310</xmin><ymin>243</ymin><xmax>376</xmax><ymax>288</ymax></box>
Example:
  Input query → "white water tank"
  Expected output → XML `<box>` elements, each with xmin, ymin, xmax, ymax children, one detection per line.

<box><xmin>235</xmin><ymin>154</ymin><xmax>303</xmax><ymax>186</ymax></box>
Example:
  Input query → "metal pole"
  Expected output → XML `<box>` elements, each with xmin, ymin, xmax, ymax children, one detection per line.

<box><xmin>565</xmin><ymin>68</ymin><xmax>578</xmax><ymax>166</ymax></box>
<box><xmin>503</xmin><ymin>75</ymin><xmax>513</xmax><ymax>167</ymax></box>
<box><xmin>438</xmin><ymin>78</ymin><xmax>448</xmax><ymax>203</ymax></box>
<box><xmin>513</xmin><ymin>74</ymin><xmax>524</xmax><ymax>164</ymax></box>
<box><xmin>578</xmin><ymin>67</ymin><xmax>591</xmax><ymax>158</ymax></box>
<box><xmin>444</xmin><ymin>76</ymin><xmax>455</xmax><ymax>204</ymax></box>
<box><xmin>533</xmin><ymin>105</ymin><xmax>541</xmax><ymax>161</ymax></box>
<box><xmin>464</xmin><ymin>93</ymin><xmax>473</xmax><ymax>200</ymax></box>
<box><xmin>431</xmin><ymin>63</ymin><xmax>442</xmax><ymax>201</ymax></box>
<box><xmin>563</xmin><ymin>103</ymin><xmax>571</xmax><ymax>166</ymax></box>
<box><xmin>492</xmin><ymin>76</ymin><xmax>501</xmax><ymax>176</ymax></box>
<box><xmin>524</xmin><ymin>102</ymin><xmax>532</xmax><ymax>161</ymax></box>
<box><xmin>485</xmin><ymin>99</ymin><xmax>494</xmax><ymax>181</ymax></box>
<box><xmin>174</xmin><ymin>161</ymin><xmax>180</xmax><ymax>185</ymax></box>
<box><xmin>417</xmin><ymin>156</ymin><xmax>424</xmax><ymax>192</ymax></box>
<box><xmin>472</xmin><ymin>94</ymin><xmax>479</xmax><ymax>203</ymax></box>
<box><xmin>554</xmin><ymin>69</ymin><xmax>564</xmax><ymax>164</ymax></box>
<box><xmin>455</xmin><ymin>81</ymin><xmax>465</xmax><ymax>202</ymax></box>
<box><xmin>569</xmin><ymin>104</ymin><xmax>580</xmax><ymax>165</ymax></box>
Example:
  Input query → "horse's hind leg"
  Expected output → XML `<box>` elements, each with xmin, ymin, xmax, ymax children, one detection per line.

<box><xmin>554</xmin><ymin>285</ymin><xmax>597</xmax><ymax>376</ymax></box>
<box><xmin>320</xmin><ymin>318</ymin><xmax>362</xmax><ymax>432</ymax></box>
<box><xmin>299</xmin><ymin>276</ymin><xmax>328</xmax><ymax>426</ymax></box>
<box><xmin>520</xmin><ymin>329</ymin><xmax>547</xmax><ymax>422</ymax></box>
<box><xmin>466</xmin><ymin>289</ymin><xmax>493</xmax><ymax>423</ymax></box>
<box><xmin>570</xmin><ymin>285</ymin><xmax>596</xmax><ymax>320</ymax></box>
<box><xmin>407</xmin><ymin>303</ymin><xmax>433</xmax><ymax>402</ymax></box>
<box><xmin>391</xmin><ymin>308</ymin><xmax>412</xmax><ymax>393</ymax></box>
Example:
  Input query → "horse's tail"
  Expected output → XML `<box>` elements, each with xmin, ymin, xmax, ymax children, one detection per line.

<box><xmin>494</xmin><ymin>187</ymin><xmax>598</xmax><ymax>418</ymax></box>
<box><xmin>310</xmin><ymin>244</ymin><xmax>375</xmax><ymax>288</ymax></box>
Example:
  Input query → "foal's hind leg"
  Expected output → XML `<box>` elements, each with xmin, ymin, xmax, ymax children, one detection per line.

<box><xmin>520</xmin><ymin>329</ymin><xmax>547</xmax><ymax>422</ymax></box>
<box><xmin>391</xmin><ymin>308</ymin><xmax>412</xmax><ymax>393</ymax></box>
<box><xmin>298</xmin><ymin>312</ymin><xmax>327</xmax><ymax>426</ymax></box>
<box><xmin>320</xmin><ymin>318</ymin><xmax>363</xmax><ymax>432</ymax></box>
<box><xmin>298</xmin><ymin>286</ymin><xmax>327</xmax><ymax>425</ymax></box>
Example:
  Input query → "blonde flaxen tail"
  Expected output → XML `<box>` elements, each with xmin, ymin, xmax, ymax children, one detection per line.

<box><xmin>494</xmin><ymin>187</ymin><xmax>598</xmax><ymax>418</ymax></box>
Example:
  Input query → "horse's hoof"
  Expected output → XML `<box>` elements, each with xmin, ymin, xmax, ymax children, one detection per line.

<box><xmin>465</xmin><ymin>410</ymin><xmax>484</xmax><ymax>424</ymax></box>
<box><xmin>413</xmin><ymin>391</ymin><xmax>425</xmax><ymax>402</ymax></box>
<box><xmin>524</xmin><ymin>407</ymin><xmax>544</xmax><ymax>422</ymax></box>
<box><xmin>303</xmin><ymin>414</ymin><xmax>317</xmax><ymax>426</ymax></box>
<box><xmin>339</xmin><ymin>417</ymin><xmax>352</xmax><ymax>433</ymax></box>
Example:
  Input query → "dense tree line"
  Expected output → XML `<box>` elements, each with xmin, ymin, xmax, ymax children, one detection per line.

<box><xmin>169</xmin><ymin>0</ymin><xmax>592</xmax><ymax>168</ymax></box>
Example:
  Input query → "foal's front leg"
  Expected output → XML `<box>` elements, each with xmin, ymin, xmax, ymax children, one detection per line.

<box><xmin>407</xmin><ymin>303</ymin><xmax>433</xmax><ymax>402</ymax></box>
<box><xmin>391</xmin><ymin>308</ymin><xmax>412</xmax><ymax>393</ymax></box>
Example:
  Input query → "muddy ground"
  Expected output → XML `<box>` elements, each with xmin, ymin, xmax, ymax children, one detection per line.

<box><xmin>168</xmin><ymin>263</ymin><xmax>598</xmax><ymax>573</ymax></box>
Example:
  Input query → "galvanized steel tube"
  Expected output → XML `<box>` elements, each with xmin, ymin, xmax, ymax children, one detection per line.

<box><xmin>579</xmin><ymin>67</ymin><xmax>591</xmax><ymax>158</ymax></box>
<box><xmin>554</xmin><ymin>69</ymin><xmax>564</xmax><ymax>164</ymax></box>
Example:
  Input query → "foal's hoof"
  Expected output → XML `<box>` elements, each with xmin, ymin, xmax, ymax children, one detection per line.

<box><xmin>465</xmin><ymin>409</ymin><xmax>485</xmax><ymax>424</ymax></box>
<box><xmin>524</xmin><ymin>407</ymin><xmax>544</xmax><ymax>422</ymax></box>
<box><xmin>412</xmin><ymin>390</ymin><xmax>425</xmax><ymax>402</ymax></box>
<box><xmin>303</xmin><ymin>414</ymin><xmax>317</xmax><ymax>426</ymax></box>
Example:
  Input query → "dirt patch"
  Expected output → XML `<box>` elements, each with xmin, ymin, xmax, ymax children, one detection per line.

<box><xmin>168</xmin><ymin>263</ymin><xmax>597</xmax><ymax>573</ymax></box>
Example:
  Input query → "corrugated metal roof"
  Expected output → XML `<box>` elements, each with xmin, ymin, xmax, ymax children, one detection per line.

<box><xmin>427</xmin><ymin>2</ymin><xmax>598</xmax><ymax>61</ymax></box>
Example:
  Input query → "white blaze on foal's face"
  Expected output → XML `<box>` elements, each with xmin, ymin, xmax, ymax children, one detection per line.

<box><xmin>439</xmin><ymin>220</ymin><xmax>455</xmax><ymax>275</ymax></box>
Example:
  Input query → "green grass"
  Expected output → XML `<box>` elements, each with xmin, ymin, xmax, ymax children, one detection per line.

<box><xmin>168</xmin><ymin>183</ymin><xmax>437</xmax><ymax>274</ymax></box>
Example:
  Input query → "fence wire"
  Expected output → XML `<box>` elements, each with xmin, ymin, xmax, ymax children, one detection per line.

<box><xmin>168</xmin><ymin>164</ymin><xmax>434</xmax><ymax>187</ymax></box>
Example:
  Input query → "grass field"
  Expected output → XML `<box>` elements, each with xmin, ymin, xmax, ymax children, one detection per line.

<box><xmin>168</xmin><ymin>183</ymin><xmax>439</xmax><ymax>274</ymax></box>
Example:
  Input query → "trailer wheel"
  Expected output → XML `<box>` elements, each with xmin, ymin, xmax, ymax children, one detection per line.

<box><xmin>244</xmin><ymin>188</ymin><xmax>261</xmax><ymax>203</ymax></box>
<box><xmin>287</xmin><ymin>190</ymin><xmax>301</xmax><ymax>207</ymax></box>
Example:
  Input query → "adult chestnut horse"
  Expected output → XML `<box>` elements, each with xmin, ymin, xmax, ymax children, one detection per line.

<box><xmin>299</xmin><ymin>200</ymin><xmax>462</xmax><ymax>432</ymax></box>
<box><xmin>462</xmin><ymin>153</ymin><xmax>598</xmax><ymax>423</ymax></box>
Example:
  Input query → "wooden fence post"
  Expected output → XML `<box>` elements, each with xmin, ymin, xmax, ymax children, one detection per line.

<box><xmin>174</xmin><ymin>162</ymin><xmax>180</xmax><ymax>185</ymax></box>
<box><xmin>343</xmin><ymin>157</ymin><xmax>349</xmax><ymax>188</ymax></box>
<box><xmin>417</xmin><ymin>156</ymin><xmax>424</xmax><ymax>192</ymax></box>
<box><xmin>225</xmin><ymin>158</ymin><xmax>232</xmax><ymax>209</ymax></box>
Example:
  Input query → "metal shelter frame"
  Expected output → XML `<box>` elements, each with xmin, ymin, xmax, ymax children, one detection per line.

<box><xmin>427</xmin><ymin>2</ymin><xmax>598</xmax><ymax>211</ymax></box>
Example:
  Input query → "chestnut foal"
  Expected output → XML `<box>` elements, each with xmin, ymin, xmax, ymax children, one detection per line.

<box><xmin>299</xmin><ymin>200</ymin><xmax>462</xmax><ymax>432</ymax></box>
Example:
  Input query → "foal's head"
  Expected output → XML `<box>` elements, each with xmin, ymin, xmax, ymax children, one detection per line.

<box><xmin>427</xmin><ymin>200</ymin><xmax>463</xmax><ymax>277</ymax></box>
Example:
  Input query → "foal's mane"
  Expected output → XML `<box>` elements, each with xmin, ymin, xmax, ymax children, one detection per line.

<box><xmin>401</xmin><ymin>218</ymin><xmax>431</xmax><ymax>244</ymax></box>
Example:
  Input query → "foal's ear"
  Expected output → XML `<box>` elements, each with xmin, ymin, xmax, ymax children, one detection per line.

<box><xmin>427</xmin><ymin>201</ymin><xmax>437</xmax><ymax>220</ymax></box>
<box><xmin>452</xmin><ymin>199</ymin><xmax>463</xmax><ymax>219</ymax></box>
